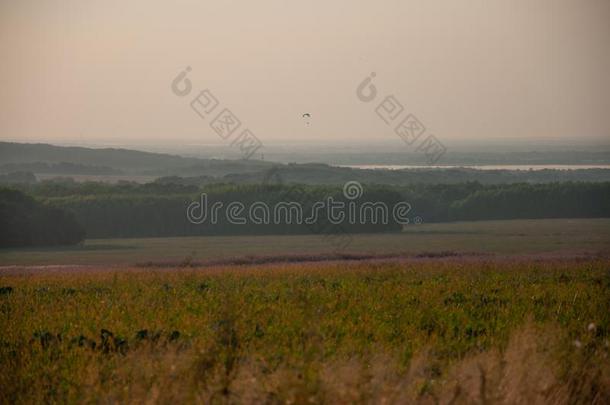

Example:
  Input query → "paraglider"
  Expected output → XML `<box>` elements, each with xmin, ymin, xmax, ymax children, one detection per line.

<box><xmin>302</xmin><ymin>113</ymin><xmax>311</xmax><ymax>126</ymax></box>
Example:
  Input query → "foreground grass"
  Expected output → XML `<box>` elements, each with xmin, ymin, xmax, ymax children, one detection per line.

<box><xmin>1</xmin><ymin>258</ymin><xmax>609</xmax><ymax>404</ymax></box>
<box><xmin>1</xmin><ymin>218</ymin><xmax>609</xmax><ymax>266</ymax></box>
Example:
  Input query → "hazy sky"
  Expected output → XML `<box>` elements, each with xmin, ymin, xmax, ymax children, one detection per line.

<box><xmin>1</xmin><ymin>0</ymin><xmax>609</xmax><ymax>149</ymax></box>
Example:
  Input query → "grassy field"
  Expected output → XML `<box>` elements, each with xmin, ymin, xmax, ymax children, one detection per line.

<box><xmin>1</xmin><ymin>258</ymin><xmax>608</xmax><ymax>403</ymax></box>
<box><xmin>1</xmin><ymin>218</ymin><xmax>609</xmax><ymax>266</ymax></box>
<box><xmin>2</xmin><ymin>218</ymin><xmax>609</xmax><ymax>403</ymax></box>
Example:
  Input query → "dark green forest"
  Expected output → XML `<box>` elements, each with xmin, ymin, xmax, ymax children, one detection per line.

<box><xmin>2</xmin><ymin>179</ymin><xmax>609</xmax><ymax>244</ymax></box>
<box><xmin>34</xmin><ymin>183</ymin><xmax>407</xmax><ymax>238</ymax></box>
<box><xmin>0</xmin><ymin>188</ymin><xmax>85</xmax><ymax>247</ymax></box>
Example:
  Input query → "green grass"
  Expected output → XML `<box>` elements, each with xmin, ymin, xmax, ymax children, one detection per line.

<box><xmin>1</xmin><ymin>218</ymin><xmax>609</xmax><ymax>266</ymax></box>
<box><xmin>0</xmin><ymin>259</ymin><xmax>608</xmax><ymax>403</ymax></box>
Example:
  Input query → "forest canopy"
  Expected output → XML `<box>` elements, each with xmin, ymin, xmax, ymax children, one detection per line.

<box><xmin>0</xmin><ymin>187</ymin><xmax>85</xmax><ymax>247</ymax></box>
<box><xmin>2</xmin><ymin>179</ymin><xmax>607</xmax><ymax>241</ymax></box>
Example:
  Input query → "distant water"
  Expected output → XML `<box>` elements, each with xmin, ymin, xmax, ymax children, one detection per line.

<box><xmin>338</xmin><ymin>164</ymin><xmax>610</xmax><ymax>171</ymax></box>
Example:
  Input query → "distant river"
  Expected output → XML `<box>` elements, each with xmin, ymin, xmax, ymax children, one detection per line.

<box><xmin>337</xmin><ymin>164</ymin><xmax>610</xmax><ymax>171</ymax></box>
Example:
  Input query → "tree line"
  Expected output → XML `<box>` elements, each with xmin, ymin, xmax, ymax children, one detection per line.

<box><xmin>40</xmin><ymin>184</ymin><xmax>406</xmax><ymax>238</ymax></box>
<box><xmin>0</xmin><ymin>188</ymin><xmax>85</xmax><ymax>247</ymax></box>
<box><xmin>2</xmin><ymin>180</ymin><xmax>609</xmax><ymax>245</ymax></box>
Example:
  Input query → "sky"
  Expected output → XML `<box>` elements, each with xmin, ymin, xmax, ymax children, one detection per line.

<box><xmin>1</xmin><ymin>0</ymin><xmax>609</xmax><ymax>151</ymax></box>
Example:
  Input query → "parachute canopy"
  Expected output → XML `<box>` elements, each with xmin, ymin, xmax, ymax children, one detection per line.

<box><xmin>302</xmin><ymin>113</ymin><xmax>311</xmax><ymax>126</ymax></box>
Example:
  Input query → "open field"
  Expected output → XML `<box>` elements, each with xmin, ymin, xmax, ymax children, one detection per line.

<box><xmin>1</xmin><ymin>258</ymin><xmax>608</xmax><ymax>403</ymax></box>
<box><xmin>1</xmin><ymin>218</ymin><xmax>609</xmax><ymax>267</ymax></box>
<box><xmin>3</xmin><ymin>218</ymin><xmax>608</xmax><ymax>403</ymax></box>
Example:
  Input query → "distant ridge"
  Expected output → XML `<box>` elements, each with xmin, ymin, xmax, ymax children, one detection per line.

<box><xmin>0</xmin><ymin>142</ymin><xmax>203</xmax><ymax>169</ymax></box>
<box><xmin>2</xmin><ymin>142</ymin><xmax>610</xmax><ymax>184</ymax></box>
<box><xmin>0</xmin><ymin>142</ymin><xmax>272</xmax><ymax>176</ymax></box>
